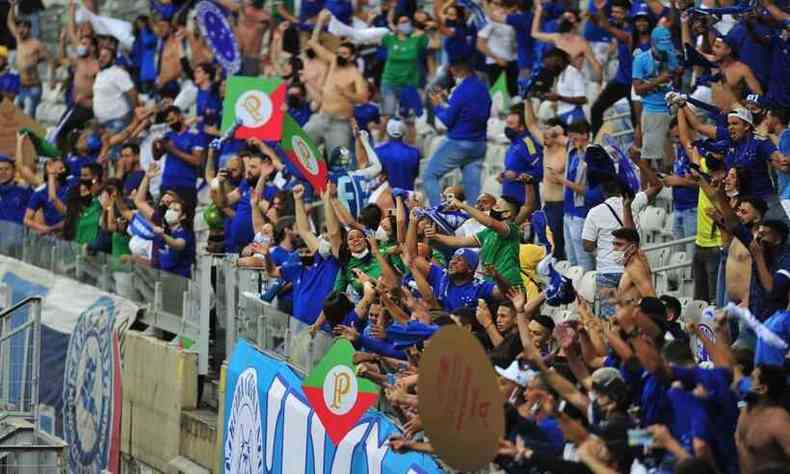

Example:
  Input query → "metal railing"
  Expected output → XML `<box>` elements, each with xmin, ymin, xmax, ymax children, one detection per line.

<box><xmin>0</xmin><ymin>296</ymin><xmax>43</xmax><ymax>438</ymax></box>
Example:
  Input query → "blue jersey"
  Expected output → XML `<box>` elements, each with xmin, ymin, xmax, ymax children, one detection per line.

<box><xmin>330</xmin><ymin>171</ymin><xmax>375</xmax><ymax>219</ymax></box>
<box><xmin>502</xmin><ymin>131</ymin><xmax>543</xmax><ymax>205</ymax></box>
<box><xmin>563</xmin><ymin>146</ymin><xmax>589</xmax><ymax>218</ymax></box>
<box><xmin>280</xmin><ymin>253</ymin><xmax>340</xmax><ymax>325</ymax></box>
<box><xmin>158</xmin><ymin>227</ymin><xmax>195</xmax><ymax>278</ymax></box>
<box><xmin>672</xmin><ymin>145</ymin><xmax>699</xmax><ymax>211</ymax></box>
<box><xmin>427</xmin><ymin>263</ymin><xmax>495</xmax><ymax>312</ymax></box>
<box><xmin>0</xmin><ymin>182</ymin><xmax>32</xmax><ymax>223</ymax></box>
<box><xmin>27</xmin><ymin>180</ymin><xmax>74</xmax><ymax>226</ymax></box>
<box><xmin>161</xmin><ymin>129</ymin><xmax>204</xmax><ymax>190</ymax></box>
<box><xmin>376</xmin><ymin>141</ymin><xmax>420</xmax><ymax>191</ymax></box>
<box><xmin>723</xmin><ymin>132</ymin><xmax>777</xmax><ymax>199</ymax></box>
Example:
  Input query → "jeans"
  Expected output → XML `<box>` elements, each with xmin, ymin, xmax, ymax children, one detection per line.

<box><xmin>596</xmin><ymin>272</ymin><xmax>623</xmax><ymax>319</ymax></box>
<box><xmin>693</xmin><ymin>245</ymin><xmax>720</xmax><ymax>302</ymax></box>
<box><xmin>672</xmin><ymin>207</ymin><xmax>698</xmax><ymax>256</ymax></box>
<box><xmin>304</xmin><ymin>112</ymin><xmax>353</xmax><ymax>157</ymax></box>
<box><xmin>590</xmin><ymin>80</ymin><xmax>633</xmax><ymax>137</ymax></box>
<box><xmin>424</xmin><ymin>138</ymin><xmax>486</xmax><ymax>206</ymax></box>
<box><xmin>16</xmin><ymin>85</ymin><xmax>41</xmax><ymax>119</ymax></box>
<box><xmin>544</xmin><ymin>201</ymin><xmax>565</xmax><ymax>260</ymax></box>
<box><xmin>563</xmin><ymin>215</ymin><xmax>594</xmax><ymax>272</ymax></box>
<box><xmin>380</xmin><ymin>83</ymin><xmax>403</xmax><ymax>116</ymax></box>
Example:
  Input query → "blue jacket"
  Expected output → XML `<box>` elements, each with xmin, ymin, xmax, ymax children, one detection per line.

<box><xmin>434</xmin><ymin>75</ymin><xmax>491</xmax><ymax>141</ymax></box>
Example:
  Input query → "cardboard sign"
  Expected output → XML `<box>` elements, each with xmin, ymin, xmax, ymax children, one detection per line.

<box><xmin>0</xmin><ymin>98</ymin><xmax>43</xmax><ymax>169</ymax></box>
<box><xmin>418</xmin><ymin>325</ymin><xmax>504</xmax><ymax>472</ymax></box>
<box><xmin>302</xmin><ymin>339</ymin><xmax>379</xmax><ymax>445</ymax></box>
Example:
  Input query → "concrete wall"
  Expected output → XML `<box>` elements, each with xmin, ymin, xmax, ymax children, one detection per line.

<box><xmin>121</xmin><ymin>331</ymin><xmax>198</xmax><ymax>472</ymax></box>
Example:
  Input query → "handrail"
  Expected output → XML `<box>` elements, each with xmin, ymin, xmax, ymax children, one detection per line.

<box><xmin>642</xmin><ymin>236</ymin><xmax>696</xmax><ymax>253</ymax></box>
<box><xmin>0</xmin><ymin>296</ymin><xmax>43</xmax><ymax>320</ymax></box>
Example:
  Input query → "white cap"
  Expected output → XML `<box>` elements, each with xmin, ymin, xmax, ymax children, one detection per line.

<box><xmin>495</xmin><ymin>360</ymin><xmax>536</xmax><ymax>387</ymax></box>
<box><xmin>728</xmin><ymin>107</ymin><xmax>754</xmax><ymax>127</ymax></box>
<box><xmin>386</xmin><ymin>118</ymin><xmax>405</xmax><ymax>139</ymax></box>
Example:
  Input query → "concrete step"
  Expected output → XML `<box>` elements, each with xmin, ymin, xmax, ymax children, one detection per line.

<box><xmin>179</xmin><ymin>409</ymin><xmax>218</xmax><ymax>472</ymax></box>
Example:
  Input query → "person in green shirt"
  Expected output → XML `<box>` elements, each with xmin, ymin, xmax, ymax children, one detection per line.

<box><xmin>333</xmin><ymin>226</ymin><xmax>383</xmax><ymax>296</ymax></box>
<box><xmin>380</xmin><ymin>16</ymin><xmax>430</xmax><ymax>118</ymax></box>
<box><xmin>63</xmin><ymin>163</ymin><xmax>103</xmax><ymax>246</ymax></box>
<box><xmin>425</xmin><ymin>195</ymin><xmax>524</xmax><ymax>287</ymax></box>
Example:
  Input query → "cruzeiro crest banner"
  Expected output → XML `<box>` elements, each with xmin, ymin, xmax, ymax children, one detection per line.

<box><xmin>195</xmin><ymin>0</ymin><xmax>241</xmax><ymax>75</ymax></box>
<box><xmin>223</xmin><ymin>340</ymin><xmax>444</xmax><ymax>474</ymax></box>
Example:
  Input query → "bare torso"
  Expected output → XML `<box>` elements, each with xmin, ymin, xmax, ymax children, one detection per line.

<box><xmin>301</xmin><ymin>58</ymin><xmax>328</xmax><ymax>100</ymax></box>
<box><xmin>158</xmin><ymin>36</ymin><xmax>183</xmax><ymax>86</ymax></box>
<box><xmin>188</xmin><ymin>34</ymin><xmax>214</xmax><ymax>67</ymax></box>
<box><xmin>320</xmin><ymin>66</ymin><xmax>359</xmax><ymax>119</ymax></box>
<box><xmin>726</xmin><ymin>237</ymin><xmax>752</xmax><ymax>305</ymax></box>
<box><xmin>618</xmin><ymin>256</ymin><xmax>653</xmax><ymax>303</ymax></box>
<box><xmin>543</xmin><ymin>145</ymin><xmax>566</xmax><ymax>202</ymax></box>
<box><xmin>737</xmin><ymin>406</ymin><xmax>790</xmax><ymax>474</ymax></box>
<box><xmin>555</xmin><ymin>34</ymin><xmax>587</xmax><ymax>63</ymax></box>
<box><xmin>16</xmin><ymin>39</ymin><xmax>44</xmax><ymax>87</ymax></box>
<box><xmin>236</xmin><ymin>6</ymin><xmax>268</xmax><ymax>56</ymax></box>
<box><xmin>72</xmin><ymin>57</ymin><xmax>100</xmax><ymax>108</ymax></box>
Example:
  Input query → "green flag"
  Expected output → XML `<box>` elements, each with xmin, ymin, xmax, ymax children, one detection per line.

<box><xmin>20</xmin><ymin>127</ymin><xmax>62</xmax><ymax>158</ymax></box>
<box><xmin>490</xmin><ymin>72</ymin><xmax>511</xmax><ymax>116</ymax></box>
<box><xmin>302</xmin><ymin>340</ymin><xmax>379</xmax><ymax>444</ymax></box>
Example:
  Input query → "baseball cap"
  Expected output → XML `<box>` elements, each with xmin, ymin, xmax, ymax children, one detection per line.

<box><xmin>728</xmin><ymin>107</ymin><xmax>754</xmax><ymax>127</ymax></box>
<box><xmin>633</xmin><ymin>4</ymin><xmax>651</xmax><ymax>19</ymax></box>
<box><xmin>495</xmin><ymin>359</ymin><xmax>536</xmax><ymax>387</ymax></box>
<box><xmin>591</xmin><ymin>367</ymin><xmax>629</xmax><ymax>404</ymax></box>
<box><xmin>453</xmin><ymin>248</ymin><xmax>479</xmax><ymax>271</ymax></box>
<box><xmin>745</xmin><ymin>94</ymin><xmax>770</xmax><ymax>109</ymax></box>
<box><xmin>0</xmin><ymin>155</ymin><xmax>13</xmax><ymax>164</ymax></box>
<box><xmin>386</xmin><ymin>118</ymin><xmax>405</xmax><ymax>139</ymax></box>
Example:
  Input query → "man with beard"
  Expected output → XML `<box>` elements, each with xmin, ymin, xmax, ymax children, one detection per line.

<box><xmin>304</xmin><ymin>10</ymin><xmax>368</xmax><ymax>156</ymax></box>
<box><xmin>215</xmin><ymin>144</ymin><xmax>274</xmax><ymax>254</ymax></box>
<box><xmin>6</xmin><ymin>0</ymin><xmax>54</xmax><ymax>118</ymax></box>
<box><xmin>92</xmin><ymin>44</ymin><xmax>139</xmax><ymax>134</ymax></box>
<box><xmin>157</xmin><ymin>105</ymin><xmax>205</xmax><ymax>210</ymax></box>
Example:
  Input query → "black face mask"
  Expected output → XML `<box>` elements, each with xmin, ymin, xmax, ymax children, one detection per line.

<box><xmin>413</xmin><ymin>20</ymin><xmax>426</xmax><ymax>30</ymax></box>
<box><xmin>504</xmin><ymin>127</ymin><xmax>521</xmax><ymax>141</ymax></box>
<box><xmin>300</xmin><ymin>254</ymin><xmax>315</xmax><ymax>266</ymax></box>
<box><xmin>489</xmin><ymin>209</ymin><xmax>505</xmax><ymax>221</ymax></box>
<box><xmin>247</xmin><ymin>175</ymin><xmax>260</xmax><ymax>186</ymax></box>
<box><xmin>170</xmin><ymin>121</ymin><xmax>185</xmax><ymax>132</ymax></box>
<box><xmin>558</xmin><ymin>19</ymin><xmax>574</xmax><ymax>33</ymax></box>
<box><xmin>80</xmin><ymin>194</ymin><xmax>93</xmax><ymax>205</ymax></box>
<box><xmin>287</xmin><ymin>95</ymin><xmax>304</xmax><ymax>108</ymax></box>
<box><xmin>58</xmin><ymin>171</ymin><xmax>69</xmax><ymax>184</ymax></box>
<box><xmin>336</xmin><ymin>55</ymin><xmax>349</xmax><ymax>67</ymax></box>
<box><xmin>305</xmin><ymin>48</ymin><xmax>317</xmax><ymax>59</ymax></box>
<box><xmin>445</xmin><ymin>19</ymin><xmax>459</xmax><ymax>27</ymax></box>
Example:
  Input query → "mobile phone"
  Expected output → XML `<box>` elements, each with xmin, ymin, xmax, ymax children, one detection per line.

<box><xmin>627</xmin><ymin>429</ymin><xmax>654</xmax><ymax>447</ymax></box>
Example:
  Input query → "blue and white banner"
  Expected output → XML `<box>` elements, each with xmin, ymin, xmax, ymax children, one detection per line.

<box><xmin>129</xmin><ymin>212</ymin><xmax>156</xmax><ymax>240</ymax></box>
<box><xmin>196</xmin><ymin>0</ymin><xmax>242</xmax><ymax>75</ymax></box>
<box><xmin>223</xmin><ymin>340</ymin><xmax>445</xmax><ymax>474</ymax></box>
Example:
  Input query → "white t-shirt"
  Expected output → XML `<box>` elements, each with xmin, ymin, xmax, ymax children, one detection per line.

<box><xmin>581</xmin><ymin>196</ymin><xmax>630</xmax><ymax>274</ymax></box>
<box><xmin>92</xmin><ymin>65</ymin><xmax>135</xmax><ymax>123</ymax></box>
<box><xmin>556</xmin><ymin>64</ymin><xmax>586</xmax><ymax>115</ymax></box>
<box><xmin>478</xmin><ymin>20</ymin><xmax>517</xmax><ymax>64</ymax></box>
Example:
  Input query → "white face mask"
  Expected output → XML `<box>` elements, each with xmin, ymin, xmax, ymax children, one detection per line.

<box><xmin>351</xmin><ymin>249</ymin><xmax>370</xmax><ymax>259</ymax></box>
<box><xmin>254</xmin><ymin>232</ymin><xmax>272</xmax><ymax>245</ymax></box>
<box><xmin>612</xmin><ymin>250</ymin><xmax>626</xmax><ymax>266</ymax></box>
<box><xmin>164</xmin><ymin>209</ymin><xmax>181</xmax><ymax>226</ymax></box>
<box><xmin>375</xmin><ymin>226</ymin><xmax>389</xmax><ymax>241</ymax></box>
<box><xmin>318</xmin><ymin>238</ymin><xmax>332</xmax><ymax>258</ymax></box>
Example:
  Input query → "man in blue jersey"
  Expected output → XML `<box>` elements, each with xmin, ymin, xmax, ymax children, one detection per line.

<box><xmin>500</xmin><ymin>105</ymin><xmax>543</xmax><ymax>207</ymax></box>
<box><xmin>376</xmin><ymin>118</ymin><xmax>420</xmax><ymax>191</ymax></box>
<box><xmin>156</xmin><ymin>106</ymin><xmax>205</xmax><ymax>210</ymax></box>
<box><xmin>24</xmin><ymin>157</ymin><xmax>72</xmax><ymax>236</ymax></box>
<box><xmin>424</xmin><ymin>59</ymin><xmax>491</xmax><ymax>207</ymax></box>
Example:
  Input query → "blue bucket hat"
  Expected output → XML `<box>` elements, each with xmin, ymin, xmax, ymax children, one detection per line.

<box><xmin>453</xmin><ymin>248</ymin><xmax>479</xmax><ymax>271</ymax></box>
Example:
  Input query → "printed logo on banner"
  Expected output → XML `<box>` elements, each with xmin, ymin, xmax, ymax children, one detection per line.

<box><xmin>63</xmin><ymin>297</ymin><xmax>116</xmax><ymax>473</ymax></box>
<box><xmin>292</xmin><ymin>135</ymin><xmax>320</xmax><ymax>175</ymax></box>
<box><xmin>235</xmin><ymin>90</ymin><xmax>273</xmax><ymax>129</ymax></box>
<box><xmin>224</xmin><ymin>367</ymin><xmax>264</xmax><ymax>474</ymax></box>
<box><xmin>195</xmin><ymin>0</ymin><xmax>241</xmax><ymax>74</ymax></box>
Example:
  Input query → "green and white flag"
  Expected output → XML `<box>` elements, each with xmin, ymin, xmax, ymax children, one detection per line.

<box><xmin>490</xmin><ymin>72</ymin><xmax>511</xmax><ymax>116</ymax></box>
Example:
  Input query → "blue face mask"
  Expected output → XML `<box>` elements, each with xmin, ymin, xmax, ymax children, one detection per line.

<box><xmin>398</xmin><ymin>22</ymin><xmax>413</xmax><ymax>35</ymax></box>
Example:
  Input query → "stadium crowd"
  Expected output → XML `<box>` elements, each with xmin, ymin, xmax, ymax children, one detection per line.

<box><xmin>0</xmin><ymin>0</ymin><xmax>789</xmax><ymax>472</ymax></box>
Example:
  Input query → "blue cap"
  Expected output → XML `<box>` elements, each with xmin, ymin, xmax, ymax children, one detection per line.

<box><xmin>745</xmin><ymin>94</ymin><xmax>770</xmax><ymax>109</ymax></box>
<box><xmin>453</xmin><ymin>248</ymin><xmax>479</xmax><ymax>271</ymax></box>
<box><xmin>779</xmin><ymin>129</ymin><xmax>790</xmax><ymax>156</ymax></box>
<box><xmin>651</xmin><ymin>26</ymin><xmax>673</xmax><ymax>49</ymax></box>
<box><xmin>694</xmin><ymin>138</ymin><xmax>730</xmax><ymax>156</ymax></box>
<box><xmin>0</xmin><ymin>155</ymin><xmax>13</xmax><ymax>164</ymax></box>
<box><xmin>633</xmin><ymin>4</ymin><xmax>651</xmax><ymax>18</ymax></box>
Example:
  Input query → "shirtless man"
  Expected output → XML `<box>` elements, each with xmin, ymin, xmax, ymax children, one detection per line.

<box><xmin>7</xmin><ymin>0</ymin><xmax>54</xmax><ymax>118</ymax></box>
<box><xmin>55</xmin><ymin>32</ymin><xmax>99</xmax><ymax>144</ymax></box>
<box><xmin>705</xmin><ymin>36</ymin><xmax>763</xmax><ymax>98</ymax></box>
<box><xmin>736</xmin><ymin>365</ymin><xmax>790</xmax><ymax>473</ymax></box>
<box><xmin>531</xmin><ymin>2</ymin><xmax>588</xmax><ymax>68</ymax></box>
<box><xmin>235</xmin><ymin>0</ymin><xmax>270</xmax><ymax>76</ymax></box>
<box><xmin>524</xmin><ymin>98</ymin><xmax>566</xmax><ymax>259</ymax></box>
<box><xmin>614</xmin><ymin>227</ymin><xmax>656</xmax><ymax>305</ymax></box>
<box><xmin>304</xmin><ymin>10</ymin><xmax>368</xmax><ymax>156</ymax></box>
<box><xmin>153</xmin><ymin>16</ymin><xmax>183</xmax><ymax>99</ymax></box>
